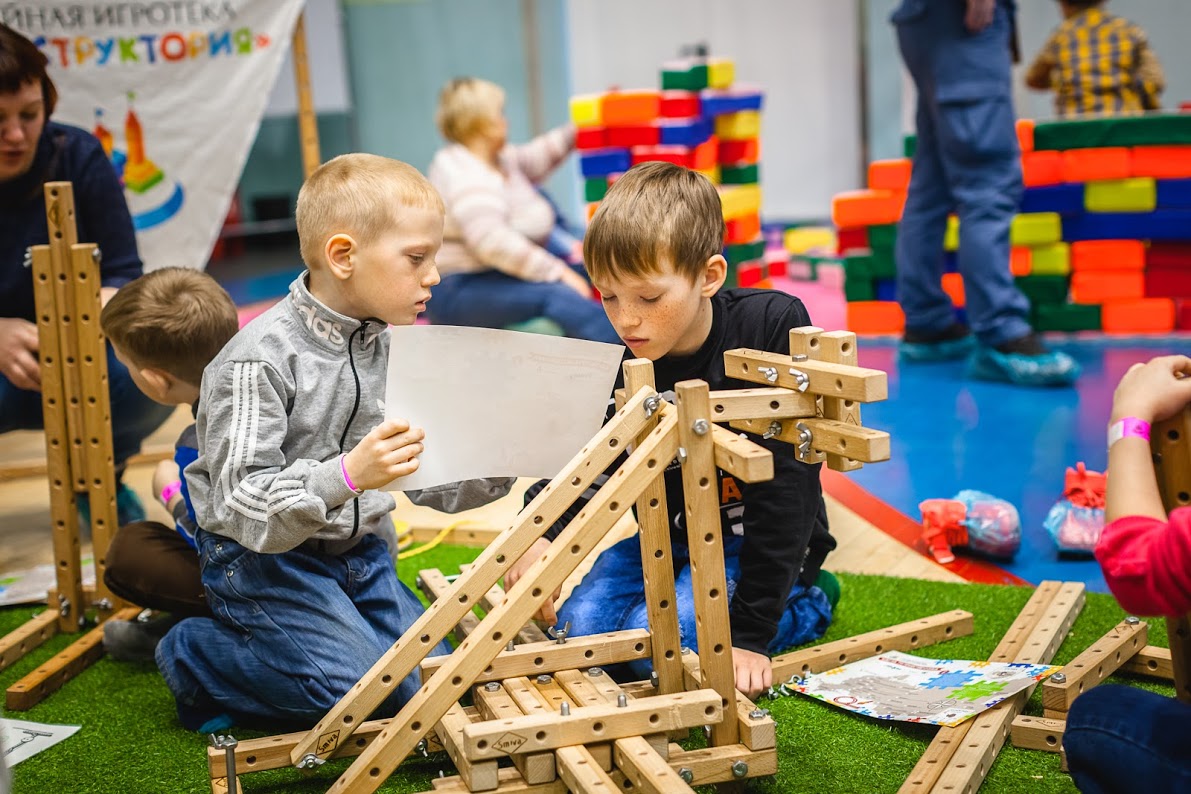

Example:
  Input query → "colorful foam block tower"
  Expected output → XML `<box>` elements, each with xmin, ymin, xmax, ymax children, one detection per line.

<box><xmin>575</xmin><ymin>55</ymin><xmax>778</xmax><ymax>288</ymax></box>
<box><xmin>836</xmin><ymin>112</ymin><xmax>1191</xmax><ymax>334</ymax></box>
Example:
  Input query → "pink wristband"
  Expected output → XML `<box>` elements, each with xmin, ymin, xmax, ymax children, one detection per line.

<box><xmin>160</xmin><ymin>480</ymin><xmax>182</xmax><ymax>505</ymax></box>
<box><xmin>340</xmin><ymin>454</ymin><xmax>363</xmax><ymax>494</ymax></box>
<box><xmin>1107</xmin><ymin>417</ymin><xmax>1151</xmax><ymax>448</ymax></box>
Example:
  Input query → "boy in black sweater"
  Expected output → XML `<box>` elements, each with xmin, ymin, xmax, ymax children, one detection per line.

<box><xmin>507</xmin><ymin>161</ymin><xmax>837</xmax><ymax>698</ymax></box>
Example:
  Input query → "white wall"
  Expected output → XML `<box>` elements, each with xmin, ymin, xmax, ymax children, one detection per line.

<box><xmin>565</xmin><ymin>0</ymin><xmax>861</xmax><ymax>221</ymax></box>
<box><xmin>266</xmin><ymin>0</ymin><xmax>351</xmax><ymax>117</ymax></box>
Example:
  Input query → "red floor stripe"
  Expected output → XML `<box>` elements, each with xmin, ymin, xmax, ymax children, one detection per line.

<box><xmin>822</xmin><ymin>469</ymin><xmax>1030</xmax><ymax>587</ymax></box>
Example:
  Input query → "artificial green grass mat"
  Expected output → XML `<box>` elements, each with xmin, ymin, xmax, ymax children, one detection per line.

<box><xmin>1</xmin><ymin>550</ymin><xmax>1174</xmax><ymax>793</ymax></box>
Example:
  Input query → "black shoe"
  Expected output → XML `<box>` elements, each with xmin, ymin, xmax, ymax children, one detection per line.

<box><xmin>899</xmin><ymin>323</ymin><xmax>975</xmax><ymax>362</ymax></box>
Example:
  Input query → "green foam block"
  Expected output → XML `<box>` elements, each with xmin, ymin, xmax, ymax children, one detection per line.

<box><xmin>721</xmin><ymin>163</ymin><xmax>759</xmax><ymax>185</ymax></box>
<box><xmin>1033</xmin><ymin>114</ymin><xmax>1191</xmax><ymax>151</ymax></box>
<box><xmin>584</xmin><ymin>177</ymin><xmax>609</xmax><ymax>203</ymax></box>
<box><xmin>1033</xmin><ymin>302</ymin><xmax>1102</xmax><ymax>332</ymax></box>
<box><xmin>661</xmin><ymin>64</ymin><xmax>709</xmax><ymax>91</ymax></box>
<box><xmin>1015</xmin><ymin>275</ymin><xmax>1071</xmax><ymax>306</ymax></box>
<box><xmin>725</xmin><ymin>239</ymin><xmax>766</xmax><ymax>265</ymax></box>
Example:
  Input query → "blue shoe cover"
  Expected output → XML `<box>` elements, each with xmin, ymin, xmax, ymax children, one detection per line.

<box><xmin>968</xmin><ymin>347</ymin><xmax>1081</xmax><ymax>386</ymax></box>
<box><xmin>898</xmin><ymin>335</ymin><xmax>976</xmax><ymax>362</ymax></box>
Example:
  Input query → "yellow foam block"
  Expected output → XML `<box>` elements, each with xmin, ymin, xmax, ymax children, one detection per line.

<box><xmin>1084</xmin><ymin>177</ymin><xmax>1157</xmax><ymax>213</ymax></box>
<box><xmin>708</xmin><ymin>58</ymin><xmax>735</xmax><ymax>89</ymax></box>
<box><xmin>944</xmin><ymin>216</ymin><xmax>959</xmax><ymax>252</ymax></box>
<box><xmin>1030</xmin><ymin>242</ymin><xmax>1071</xmax><ymax>275</ymax></box>
<box><xmin>695</xmin><ymin>165</ymin><xmax>721</xmax><ymax>184</ymax></box>
<box><xmin>570</xmin><ymin>94</ymin><xmax>602</xmax><ymax>127</ymax></box>
<box><xmin>720</xmin><ymin>184</ymin><xmax>762</xmax><ymax>220</ymax></box>
<box><xmin>785</xmin><ymin>226</ymin><xmax>837</xmax><ymax>255</ymax></box>
<box><xmin>1011</xmin><ymin>213</ymin><xmax>1062</xmax><ymax>246</ymax></box>
<box><xmin>715</xmin><ymin>111</ymin><xmax>761</xmax><ymax>141</ymax></box>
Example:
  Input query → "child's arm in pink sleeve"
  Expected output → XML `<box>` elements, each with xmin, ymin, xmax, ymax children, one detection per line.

<box><xmin>1095</xmin><ymin>507</ymin><xmax>1191</xmax><ymax>617</ymax></box>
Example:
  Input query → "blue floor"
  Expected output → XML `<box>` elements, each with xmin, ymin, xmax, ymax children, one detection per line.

<box><xmin>851</xmin><ymin>337</ymin><xmax>1188</xmax><ymax>593</ymax></box>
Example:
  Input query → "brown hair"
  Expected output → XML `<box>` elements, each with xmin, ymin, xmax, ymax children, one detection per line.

<box><xmin>295</xmin><ymin>153</ymin><xmax>444</xmax><ymax>269</ymax></box>
<box><xmin>585</xmin><ymin>161</ymin><xmax>725</xmax><ymax>283</ymax></box>
<box><xmin>100</xmin><ymin>268</ymin><xmax>239</xmax><ymax>386</ymax></box>
<box><xmin>435</xmin><ymin>77</ymin><xmax>504</xmax><ymax>144</ymax></box>
<box><xmin>0</xmin><ymin>24</ymin><xmax>57</xmax><ymax>115</ymax></box>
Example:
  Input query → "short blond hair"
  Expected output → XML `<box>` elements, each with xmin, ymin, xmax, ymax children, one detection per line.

<box><xmin>436</xmin><ymin>77</ymin><xmax>505</xmax><ymax>144</ymax></box>
<box><xmin>585</xmin><ymin>161</ymin><xmax>725</xmax><ymax>283</ymax></box>
<box><xmin>100</xmin><ymin>268</ymin><xmax>239</xmax><ymax>386</ymax></box>
<box><xmin>295</xmin><ymin>153</ymin><xmax>444</xmax><ymax>269</ymax></box>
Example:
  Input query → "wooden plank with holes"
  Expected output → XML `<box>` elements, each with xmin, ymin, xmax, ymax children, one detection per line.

<box><xmin>290</xmin><ymin>12</ymin><xmax>321</xmax><ymax>179</ymax></box>
<box><xmin>728</xmin><ymin>416</ymin><xmax>889</xmax><ymax>463</ymax></box>
<box><xmin>293</xmin><ymin>388</ymin><xmax>658</xmax><ymax>766</ymax></box>
<box><xmin>1041</xmin><ymin>618</ymin><xmax>1147</xmax><ymax>712</ymax></box>
<box><xmin>1152</xmin><ymin>406</ymin><xmax>1191</xmax><ymax>704</ymax></box>
<box><xmin>458</xmin><ymin>564</ymin><xmax>549</xmax><ymax>645</ymax></box>
<box><xmin>899</xmin><ymin>582</ymin><xmax>1065</xmax><ymax>793</ymax></box>
<box><xmin>612</xmin><ymin>739</ymin><xmax>695</xmax><ymax>794</ymax></box>
<box><xmin>679</xmin><ymin>653</ymin><xmax>775</xmax><ymax>752</ymax></box>
<box><xmin>817</xmin><ymin>331</ymin><xmax>864</xmax><ymax>472</ymax></box>
<box><xmin>706</xmin><ymin>388</ymin><xmax>817</xmax><ymax>422</ymax></box>
<box><xmin>785</xmin><ymin>327</ymin><xmax>827</xmax><ymax>464</ymax></box>
<box><xmin>556</xmin><ymin>746</ymin><xmax>618</xmax><ymax>794</ymax></box>
<box><xmin>0</xmin><ymin>609</ymin><xmax>59</xmax><ymax>674</ymax></box>
<box><xmin>1121</xmin><ymin>645</ymin><xmax>1174</xmax><ymax>680</ymax></box>
<box><xmin>429</xmin><ymin>766</ymin><xmax>564</xmax><ymax>793</ymax></box>
<box><xmin>328</xmin><ymin>410</ymin><xmax>679</xmax><ymax>793</ymax></box>
<box><xmin>710</xmin><ymin>424</ymin><xmax>774</xmax><ymax>483</ymax></box>
<box><xmin>723</xmin><ymin>348</ymin><xmax>888</xmax><ymax>403</ymax></box>
<box><xmin>438</xmin><ymin>702</ymin><xmax>499</xmax><ymax>792</ymax></box>
<box><xmin>528</xmin><ymin>676</ymin><xmax>611</xmax><ymax>770</ymax></box>
<box><xmin>420</xmin><ymin>630</ymin><xmax>652</xmax><ymax>684</ymax></box>
<box><xmin>553</xmin><ymin>669</ymin><xmax>668</xmax><ymax>760</ymax></box>
<box><xmin>773</xmin><ymin>610</ymin><xmax>974</xmax><ymax>680</ymax></box>
<box><xmin>624</xmin><ymin>360</ymin><xmax>685</xmax><ymax>697</ymax></box>
<box><xmin>676</xmin><ymin>381</ymin><xmax>739</xmax><ymax>748</ymax></box>
<box><xmin>6</xmin><ymin>606</ymin><xmax>141</xmax><ymax>710</ymax></box>
<box><xmin>417</xmin><ymin>568</ymin><xmax>480</xmax><ymax>643</ymax></box>
<box><xmin>475</xmin><ymin>681</ymin><xmax>556</xmax><ymax>785</ymax></box>
<box><xmin>461</xmin><ymin>690</ymin><xmax>722</xmax><ymax>761</ymax></box>
<box><xmin>664</xmin><ymin>745</ymin><xmax>778</xmax><ymax>785</ymax></box>
<box><xmin>929</xmin><ymin>582</ymin><xmax>1086</xmax><ymax>793</ymax></box>
<box><xmin>1009</xmin><ymin>715</ymin><xmax>1065</xmax><ymax>754</ymax></box>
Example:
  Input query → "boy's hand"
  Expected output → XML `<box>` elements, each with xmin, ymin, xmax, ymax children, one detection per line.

<box><xmin>732</xmin><ymin>647</ymin><xmax>773</xmax><ymax>700</ymax></box>
<box><xmin>559</xmin><ymin>268</ymin><xmax>593</xmax><ymax>299</ymax></box>
<box><xmin>505</xmin><ymin>537</ymin><xmax>560</xmax><ymax>623</ymax></box>
<box><xmin>1111</xmin><ymin>355</ymin><xmax>1191</xmax><ymax>425</ymax></box>
<box><xmin>0</xmin><ymin>318</ymin><xmax>40</xmax><ymax>391</ymax></box>
<box><xmin>152</xmin><ymin>460</ymin><xmax>182</xmax><ymax>509</ymax></box>
<box><xmin>343</xmin><ymin>419</ymin><xmax>425</xmax><ymax>491</ymax></box>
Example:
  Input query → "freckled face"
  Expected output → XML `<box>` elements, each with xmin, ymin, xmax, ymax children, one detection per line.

<box><xmin>592</xmin><ymin>258</ymin><xmax>714</xmax><ymax>361</ymax></box>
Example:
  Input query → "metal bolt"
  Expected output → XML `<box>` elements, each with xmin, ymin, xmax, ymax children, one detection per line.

<box><xmin>484</xmin><ymin>682</ymin><xmax>501</xmax><ymax>692</ymax></box>
<box><xmin>762</xmin><ymin>420</ymin><xmax>782</xmax><ymax>440</ymax></box>
<box><xmin>791</xmin><ymin>353</ymin><xmax>808</xmax><ymax>362</ymax></box>
<box><xmin>617</xmin><ymin>693</ymin><xmax>628</xmax><ymax>708</ymax></box>
<box><xmin>536</xmin><ymin>674</ymin><xmax>553</xmax><ymax>684</ymax></box>
<box><xmin>587</xmin><ymin>667</ymin><xmax>603</xmax><ymax>677</ymax></box>
<box><xmin>1051</xmin><ymin>672</ymin><xmax>1067</xmax><ymax>684</ymax></box>
<box><xmin>650</xmin><ymin>671</ymin><xmax>659</xmax><ymax>688</ymax></box>
<box><xmin>295</xmin><ymin>752</ymin><xmax>323</xmax><ymax>770</ymax></box>
<box><xmin>732</xmin><ymin>760</ymin><xmax>749</xmax><ymax>779</ymax></box>
<box><xmin>94</xmin><ymin>598</ymin><xmax>112</xmax><ymax>611</ymax></box>
<box><xmin>58</xmin><ymin>596</ymin><xmax>70</xmax><ymax>617</ymax></box>
<box><xmin>788</xmin><ymin>368</ymin><xmax>810</xmax><ymax>392</ymax></box>
<box><xmin>547</xmin><ymin>621</ymin><xmax>571</xmax><ymax>645</ymax></box>
<box><xmin>678</xmin><ymin>768</ymin><xmax>694</xmax><ymax>784</ymax></box>
<box><xmin>749</xmin><ymin>708</ymin><xmax>770</xmax><ymax>720</ymax></box>
<box><xmin>210</xmin><ymin>735</ymin><xmax>239</xmax><ymax>793</ymax></box>
<box><xmin>676</xmin><ymin>447</ymin><xmax>688</xmax><ymax>465</ymax></box>
<box><xmin>560</xmin><ymin>702</ymin><xmax>570</xmax><ymax>716</ymax></box>
<box><xmin>692</xmin><ymin>419</ymin><xmax>710</xmax><ymax>436</ymax></box>
<box><xmin>506</xmin><ymin>640</ymin><xmax>516</xmax><ymax>652</ymax></box>
<box><xmin>22</xmin><ymin>247</ymin><xmax>32</xmax><ymax>269</ymax></box>
<box><xmin>416</xmin><ymin>739</ymin><xmax>429</xmax><ymax>758</ymax></box>
<box><xmin>1125</xmin><ymin>616</ymin><xmax>1140</xmax><ymax>625</ymax></box>
<box><xmin>91</xmin><ymin>247</ymin><xmax>102</xmax><ymax>264</ymax></box>
<box><xmin>758</xmin><ymin>366</ymin><xmax>779</xmax><ymax>383</ymax></box>
<box><xmin>414</xmin><ymin>575</ymin><xmax>424</xmax><ymax>590</ymax></box>
<box><xmin>681</xmin><ymin>647</ymin><xmax>691</xmax><ymax>655</ymax></box>
<box><xmin>643</xmin><ymin>395</ymin><xmax>662</xmax><ymax>418</ymax></box>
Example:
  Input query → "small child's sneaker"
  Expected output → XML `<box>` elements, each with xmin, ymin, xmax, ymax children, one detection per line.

<box><xmin>814</xmin><ymin>570</ymin><xmax>841</xmax><ymax>610</ymax></box>
<box><xmin>103</xmin><ymin>613</ymin><xmax>181</xmax><ymax>663</ymax></box>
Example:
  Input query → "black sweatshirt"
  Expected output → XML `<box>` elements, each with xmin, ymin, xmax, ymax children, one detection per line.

<box><xmin>527</xmin><ymin>289</ymin><xmax>836</xmax><ymax>655</ymax></box>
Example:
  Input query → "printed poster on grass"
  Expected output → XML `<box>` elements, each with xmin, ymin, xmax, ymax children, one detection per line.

<box><xmin>5</xmin><ymin>1</ymin><xmax>306</xmax><ymax>271</ymax></box>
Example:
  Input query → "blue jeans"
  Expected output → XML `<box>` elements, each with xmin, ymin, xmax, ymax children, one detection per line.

<box><xmin>156</xmin><ymin>532</ymin><xmax>451</xmax><ymax>729</ymax></box>
<box><xmin>1064</xmin><ymin>685</ymin><xmax>1191</xmax><ymax>793</ymax></box>
<box><xmin>558</xmin><ymin>533</ymin><xmax>832</xmax><ymax>679</ymax></box>
<box><xmin>427</xmin><ymin>268</ymin><xmax>620</xmax><ymax>344</ymax></box>
<box><xmin>892</xmin><ymin>0</ymin><xmax>1032</xmax><ymax>346</ymax></box>
<box><xmin>0</xmin><ymin>340</ymin><xmax>174</xmax><ymax>471</ymax></box>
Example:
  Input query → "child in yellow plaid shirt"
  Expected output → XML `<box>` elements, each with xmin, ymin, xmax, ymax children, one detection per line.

<box><xmin>1026</xmin><ymin>0</ymin><xmax>1164</xmax><ymax>118</ymax></box>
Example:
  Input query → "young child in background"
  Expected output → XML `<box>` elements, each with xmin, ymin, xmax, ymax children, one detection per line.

<box><xmin>156</xmin><ymin>154</ymin><xmax>514</xmax><ymax>732</ymax></box>
<box><xmin>98</xmin><ymin>268</ymin><xmax>239</xmax><ymax>661</ymax></box>
<box><xmin>507</xmin><ymin>162</ymin><xmax>838</xmax><ymax>699</ymax></box>
<box><xmin>1026</xmin><ymin>0</ymin><xmax>1165</xmax><ymax>116</ymax></box>
<box><xmin>1064</xmin><ymin>354</ymin><xmax>1191</xmax><ymax>791</ymax></box>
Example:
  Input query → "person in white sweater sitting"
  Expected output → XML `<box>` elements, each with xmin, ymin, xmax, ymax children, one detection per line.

<box><xmin>426</xmin><ymin>77</ymin><xmax>620</xmax><ymax>343</ymax></box>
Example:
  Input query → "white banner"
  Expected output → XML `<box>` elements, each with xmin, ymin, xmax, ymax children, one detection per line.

<box><xmin>5</xmin><ymin>1</ymin><xmax>306</xmax><ymax>271</ymax></box>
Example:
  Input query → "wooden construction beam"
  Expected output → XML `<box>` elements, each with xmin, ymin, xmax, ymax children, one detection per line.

<box><xmin>327</xmin><ymin>408</ymin><xmax>679</xmax><ymax>792</ymax></box>
<box><xmin>706</xmin><ymin>387</ymin><xmax>816</xmax><ymax>422</ymax></box>
<box><xmin>816</xmin><ymin>330</ymin><xmax>865</xmax><ymax>472</ymax></box>
<box><xmin>416</xmin><ymin>568</ymin><xmax>480</xmax><ymax>643</ymax></box>
<box><xmin>556</xmin><ymin>746</ymin><xmax>617</xmax><ymax>794</ymax></box>
<box><xmin>1041</xmin><ymin>618</ymin><xmax>1147</xmax><ymax>713</ymax></box>
<box><xmin>784</xmin><ymin>327</ymin><xmax>827</xmax><ymax>464</ymax></box>
<box><xmin>679</xmin><ymin>654</ymin><xmax>775</xmax><ymax>752</ymax></box>
<box><xmin>723</xmin><ymin>348</ymin><xmax>888</xmax><ymax>403</ymax></box>
<box><xmin>1120</xmin><ymin>645</ymin><xmax>1174</xmax><ymax>681</ymax></box>
<box><xmin>710</xmin><ymin>424</ymin><xmax>774</xmax><ymax>483</ymax></box>
<box><xmin>420</xmin><ymin>630</ymin><xmax>651</xmax><ymax>684</ymax></box>
<box><xmin>438</xmin><ymin>702</ymin><xmax>499</xmax><ymax>792</ymax></box>
<box><xmin>292</xmin><ymin>387</ymin><xmax>659</xmax><ymax>766</ymax></box>
<box><xmin>772</xmin><ymin>610</ymin><xmax>974</xmax><ymax>679</ymax></box>
<box><xmin>1151</xmin><ymin>406</ymin><xmax>1191</xmax><ymax>703</ymax></box>
<box><xmin>612</xmin><ymin>740</ymin><xmax>694</xmax><ymax>794</ymax></box>
<box><xmin>729</xmin><ymin>416</ymin><xmax>890</xmax><ymax>463</ymax></box>
<box><xmin>528</xmin><ymin>675</ymin><xmax>611</xmax><ymax>771</ymax></box>
<box><xmin>0</xmin><ymin>609</ymin><xmax>59</xmax><ymax>675</ymax></box>
<box><xmin>553</xmin><ymin>669</ymin><xmax>668</xmax><ymax>760</ymax></box>
<box><xmin>1009</xmin><ymin>715</ymin><xmax>1065</xmax><ymax>754</ymax></box>
<box><xmin>475</xmin><ymin>680</ymin><xmax>555</xmax><ymax>785</ymax></box>
<box><xmin>290</xmin><ymin>12</ymin><xmax>321</xmax><ymax>180</ymax></box>
<box><xmin>676</xmin><ymin>381</ymin><xmax>739</xmax><ymax>748</ymax></box>
<box><xmin>462</xmin><ymin>569</ymin><xmax>549</xmax><ymax>645</ymax></box>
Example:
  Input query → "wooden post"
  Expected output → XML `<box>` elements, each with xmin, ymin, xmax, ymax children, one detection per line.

<box><xmin>291</xmin><ymin>12</ymin><xmax>321</xmax><ymax>179</ymax></box>
<box><xmin>1152</xmin><ymin>406</ymin><xmax>1191</xmax><ymax>703</ymax></box>
<box><xmin>816</xmin><ymin>330</ymin><xmax>865</xmax><ymax>472</ymax></box>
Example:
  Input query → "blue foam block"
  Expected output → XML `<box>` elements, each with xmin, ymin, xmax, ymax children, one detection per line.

<box><xmin>580</xmin><ymin>148</ymin><xmax>632</xmax><ymax>178</ymax></box>
<box><xmin>700</xmin><ymin>89</ymin><xmax>763</xmax><ymax>117</ymax></box>
<box><xmin>660</xmin><ymin>117</ymin><xmax>712</xmax><ymax>147</ymax></box>
<box><xmin>1020</xmin><ymin>184</ymin><xmax>1085</xmax><ymax>215</ymax></box>
<box><xmin>1062</xmin><ymin>210</ymin><xmax>1191</xmax><ymax>242</ymax></box>
<box><xmin>1156</xmin><ymin>179</ymin><xmax>1191</xmax><ymax>210</ymax></box>
<box><xmin>875</xmin><ymin>278</ymin><xmax>898</xmax><ymax>301</ymax></box>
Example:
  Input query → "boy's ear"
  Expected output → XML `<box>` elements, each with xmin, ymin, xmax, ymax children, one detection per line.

<box><xmin>701</xmin><ymin>253</ymin><xmax>728</xmax><ymax>297</ymax></box>
<box><xmin>139</xmin><ymin>366</ymin><xmax>175</xmax><ymax>402</ymax></box>
<box><xmin>324</xmin><ymin>233</ymin><xmax>357</xmax><ymax>280</ymax></box>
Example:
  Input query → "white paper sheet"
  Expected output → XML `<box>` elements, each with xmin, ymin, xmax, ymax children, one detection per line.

<box><xmin>384</xmin><ymin>326</ymin><xmax>624</xmax><ymax>491</ymax></box>
<box><xmin>0</xmin><ymin>561</ymin><xmax>96</xmax><ymax>608</ymax></box>
<box><xmin>1</xmin><ymin>719</ymin><xmax>80</xmax><ymax>767</ymax></box>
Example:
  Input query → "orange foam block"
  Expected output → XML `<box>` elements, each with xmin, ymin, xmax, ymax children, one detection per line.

<box><xmin>1010</xmin><ymin>247</ymin><xmax>1032</xmax><ymax>276</ymax></box>
<box><xmin>726</xmin><ymin>213</ymin><xmax>761</xmax><ymax>245</ymax></box>
<box><xmin>1016</xmin><ymin>119</ymin><xmax>1035</xmax><ymax>154</ymax></box>
<box><xmin>1101</xmin><ymin>298</ymin><xmax>1176</xmax><ymax>334</ymax></box>
<box><xmin>719</xmin><ymin>137</ymin><xmax>759</xmax><ymax>165</ymax></box>
<box><xmin>831</xmin><ymin>190</ymin><xmax>905</xmax><ymax>229</ymax></box>
<box><xmin>1061</xmin><ymin>147</ymin><xmax>1131</xmax><ymax>182</ymax></box>
<box><xmin>601</xmin><ymin>91</ymin><xmax>661</xmax><ymax>126</ymax></box>
<box><xmin>1070</xmin><ymin>240</ymin><xmax>1146</xmax><ymax>272</ymax></box>
<box><xmin>1071</xmin><ymin>270</ymin><xmax>1145</xmax><ymax>304</ymax></box>
<box><xmin>941</xmin><ymin>272</ymin><xmax>965</xmax><ymax>307</ymax></box>
<box><xmin>847</xmin><ymin>301</ymin><xmax>905</xmax><ymax>335</ymax></box>
<box><xmin>1130</xmin><ymin>146</ymin><xmax>1191</xmax><ymax>179</ymax></box>
<box><xmin>868</xmin><ymin>159</ymin><xmax>912</xmax><ymax>192</ymax></box>
<box><xmin>1022</xmin><ymin>151</ymin><xmax>1064</xmax><ymax>187</ymax></box>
